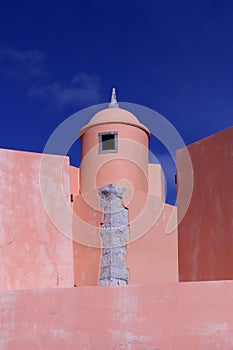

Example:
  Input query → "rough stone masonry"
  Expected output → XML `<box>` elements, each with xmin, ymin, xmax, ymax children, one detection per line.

<box><xmin>98</xmin><ymin>184</ymin><xmax>129</xmax><ymax>286</ymax></box>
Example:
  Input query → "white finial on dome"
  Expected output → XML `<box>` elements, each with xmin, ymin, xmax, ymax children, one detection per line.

<box><xmin>108</xmin><ymin>87</ymin><xmax>119</xmax><ymax>108</ymax></box>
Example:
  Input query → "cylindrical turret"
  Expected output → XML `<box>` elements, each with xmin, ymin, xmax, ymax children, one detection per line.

<box><xmin>79</xmin><ymin>95</ymin><xmax>150</xmax><ymax>199</ymax></box>
<box><xmin>72</xmin><ymin>90</ymin><xmax>168</xmax><ymax>288</ymax></box>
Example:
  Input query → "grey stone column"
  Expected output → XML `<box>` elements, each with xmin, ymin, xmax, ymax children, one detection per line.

<box><xmin>98</xmin><ymin>184</ymin><xmax>129</xmax><ymax>286</ymax></box>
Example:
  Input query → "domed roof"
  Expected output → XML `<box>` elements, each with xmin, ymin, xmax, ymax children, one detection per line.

<box><xmin>79</xmin><ymin>89</ymin><xmax>150</xmax><ymax>137</ymax></box>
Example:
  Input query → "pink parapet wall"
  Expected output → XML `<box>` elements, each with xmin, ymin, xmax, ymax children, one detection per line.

<box><xmin>1</xmin><ymin>281</ymin><xmax>233</xmax><ymax>349</ymax></box>
<box><xmin>177</xmin><ymin>126</ymin><xmax>233</xmax><ymax>282</ymax></box>
<box><xmin>0</xmin><ymin>148</ymin><xmax>74</xmax><ymax>290</ymax></box>
<box><xmin>127</xmin><ymin>202</ymin><xmax>178</xmax><ymax>284</ymax></box>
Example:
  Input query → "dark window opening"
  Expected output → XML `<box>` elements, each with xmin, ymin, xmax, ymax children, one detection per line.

<box><xmin>102</xmin><ymin>134</ymin><xmax>115</xmax><ymax>151</ymax></box>
<box><xmin>99</xmin><ymin>132</ymin><xmax>118</xmax><ymax>153</ymax></box>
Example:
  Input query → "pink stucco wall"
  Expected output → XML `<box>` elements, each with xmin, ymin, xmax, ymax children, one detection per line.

<box><xmin>177</xmin><ymin>127</ymin><xmax>233</xmax><ymax>281</ymax></box>
<box><xmin>71</xmin><ymin>189</ymin><xmax>178</xmax><ymax>286</ymax></box>
<box><xmin>0</xmin><ymin>146</ymin><xmax>177</xmax><ymax>289</ymax></box>
<box><xmin>1</xmin><ymin>281</ymin><xmax>233</xmax><ymax>349</ymax></box>
<box><xmin>0</xmin><ymin>148</ymin><xmax>74</xmax><ymax>290</ymax></box>
<box><xmin>127</xmin><ymin>202</ymin><xmax>178</xmax><ymax>284</ymax></box>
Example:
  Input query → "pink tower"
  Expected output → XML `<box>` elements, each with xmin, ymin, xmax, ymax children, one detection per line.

<box><xmin>72</xmin><ymin>89</ymin><xmax>178</xmax><ymax>287</ymax></box>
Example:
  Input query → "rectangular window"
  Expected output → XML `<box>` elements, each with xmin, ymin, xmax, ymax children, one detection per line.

<box><xmin>98</xmin><ymin>131</ymin><xmax>118</xmax><ymax>153</ymax></box>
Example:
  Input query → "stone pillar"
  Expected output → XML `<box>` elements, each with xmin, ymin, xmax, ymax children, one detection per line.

<box><xmin>98</xmin><ymin>184</ymin><xmax>129</xmax><ymax>286</ymax></box>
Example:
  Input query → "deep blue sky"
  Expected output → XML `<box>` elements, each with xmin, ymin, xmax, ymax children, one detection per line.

<box><xmin>0</xmin><ymin>0</ymin><xmax>233</xmax><ymax>203</ymax></box>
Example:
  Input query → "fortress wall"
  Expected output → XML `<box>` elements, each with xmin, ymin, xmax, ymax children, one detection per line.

<box><xmin>177</xmin><ymin>127</ymin><xmax>233</xmax><ymax>281</ymax></box>
<box><xmin>0</xmin><ymin>149</ymin><xmax>74</xmax><ymax>290</ymax></box>
<box><xmin>0</xmin><ymin>281</ymin><xmax>232</xmax><ymax>349</ymax></box>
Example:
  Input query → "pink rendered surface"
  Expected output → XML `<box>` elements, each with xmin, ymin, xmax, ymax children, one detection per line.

<box><xmin>0</xmin><ymin>149</ymin><xmax>74</xmax><ymax>290</ymax></box>
<box><xmin>0</xmin><ymin>281</ymin><xmax>232</xmax><ymax>349</ymax></box>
